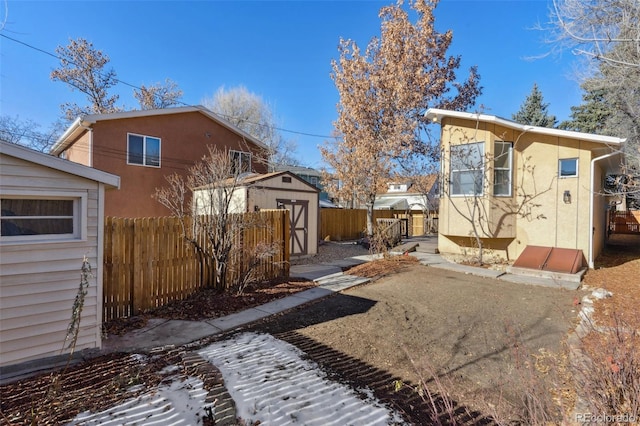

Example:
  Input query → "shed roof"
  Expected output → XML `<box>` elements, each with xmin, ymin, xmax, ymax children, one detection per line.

<box><xmin>1</xmin><ymin>140</ymin><xmax>120</xmax><ymax>188</ymax></box>
<box><xmin>196</xmin><ymin>171</ymin><xmax>320</xmax><ymax>192</ymax></box>
<box><xmin>51</xmin><ymin>105</ymin><xmax>268</xmax><ymax>155</ymax></box>
<box><xmin>425</xmin><ymin>108</ymin><xmax>627</xmax><ymax>145</ymax></box>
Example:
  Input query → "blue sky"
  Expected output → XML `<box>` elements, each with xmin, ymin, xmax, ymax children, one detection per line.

<box><xmin>1</xmin><ymin>0</ymin><xmax>583</xmax><ymax>168</ymax></box>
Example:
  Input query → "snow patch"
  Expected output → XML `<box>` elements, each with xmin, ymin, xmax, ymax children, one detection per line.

<box><xmin>199</xmin><ymin>332</ymin><xmax>406</xmax><ymax>425</ymax></box>
<box><xmin>68</xmin><ymin>376</ymin><xmax>212</xmax><ymax>425</ymax></box>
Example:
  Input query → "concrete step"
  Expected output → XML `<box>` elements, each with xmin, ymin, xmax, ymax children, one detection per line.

<box><xmin>414</xmin><ymin>243</ymin><xmax>439</xmax><ymax>254</ymax></box>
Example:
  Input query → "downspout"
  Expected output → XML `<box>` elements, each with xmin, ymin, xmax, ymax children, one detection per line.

<box><xmin>589</xmin><ymin>151</ymin><xmax>619</xmax><ymax>268</ymax></box>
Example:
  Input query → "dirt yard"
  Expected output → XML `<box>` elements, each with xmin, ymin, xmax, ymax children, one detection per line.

<box><xmin>2</xmin><ymin>238</ymin><xmax>638</xmax><ymax>424</ymax></box>
<box><xmin>248</xmin><ymin>262</ymin><xmax>582</xmax><ymax>420</ymax></box>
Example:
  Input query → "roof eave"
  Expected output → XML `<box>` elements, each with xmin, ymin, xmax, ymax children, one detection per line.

<box><xmin>52</xmin><ymin>106</ymin><xmax>270</xmax><ymax>152</ymax></box>
<box><xmin>1</xmin><ymin>140</ymin><xmax>120</xmax><ymax>188</ymax></box>
<box><xmin>50</xmin><ymin>117</ymin><xmax>94</xmax><ymax>156</ymax></box>
<box><xmin>425</xmin><ymin>108</ymin><xmax>627</xmax><ymax>146</ymax></box>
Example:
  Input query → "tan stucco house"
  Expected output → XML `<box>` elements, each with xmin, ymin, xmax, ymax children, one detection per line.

<box><xmin>425</xmin><ymin>108</ymin><xmax>626</xmax><ymax>268</ymax></box>
<box><xmin>51</xmin><ymin>106</ymin><xmax>269</xmax><ymax>218</ymax></box>
<box><xmin>0</xmin><ymin>140</ymin><xmax>119</xmax><ymax>370</ymax></box>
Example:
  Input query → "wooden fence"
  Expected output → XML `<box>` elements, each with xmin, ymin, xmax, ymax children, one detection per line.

<box><xmin>103</xmin><ymin>210</ymin><xmax>289</xmax><ymax>321</ymax></box>
<box><xmin>609</xmin><ymin>210</ymin><xmax>640</xmax><ymax>234</ymax></box>
<box><xmin>319</xmin><ymin>209</ymin><xmax>437</xmax><ymax>241</ymax></box>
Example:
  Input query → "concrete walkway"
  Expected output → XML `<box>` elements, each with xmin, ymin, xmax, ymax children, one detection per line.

<box><xmin>102</xmin><ymin>255</ymin><xmax>380</xmax><ymax>354</ymax></box>
<box><xmin>102</xmin><ymin>244</ymin><xmax>581</xmax><ymax>354</ymax></box>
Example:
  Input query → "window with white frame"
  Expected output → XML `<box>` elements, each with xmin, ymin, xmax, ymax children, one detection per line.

<box><xmin>0</xmin><ymin>197</ymin><xmax>81</xmax><ymax>241</ymax></box>
<box><xmin>230</xmin><ymin>150</ymin><xmax>251</xmax><ymax>174</ymax></box>
<box><xmin>450</xmin><ymin>142</ymin><xmax>484</xmax><ymax>196</ymax></box>
<box><xmin>559</xmin><ymin>158</ymin><xmax>578</xmax><ymax>178</ymax></box>
<box><xmin>127</xmin><ymin>133</ymin><xmax>161</xmax><ymax>167</ymax></box>
<box><xmin>493</xmin><ymin>141</ymin><xmax>513</xmax><ymax>196</ymax></box>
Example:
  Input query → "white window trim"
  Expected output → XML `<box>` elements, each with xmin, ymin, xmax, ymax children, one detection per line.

<box><xmin>0</xmin><ymin>190</ymin><xmax>87</xmax><ymax>244</ymax></box>
<box><xmin>127</xmin><ymin>133</ymin><xmax>161</xmax><ymax>168</ymax></box>
<box><xmin>559</xmin><ymin>157</ymin><xmax>579</xmax><ymax>178</ymax></box>
<box><xmin>449</xmin><ymin>142</ymin><xmax>485</xmax><ymax>197</ymax></box>
<box><xmin>493</xmin><ymin>141</ymin><xmax>513</xmax><ymax>197</ymax></box>
<box><xmin>229</xmin><ymin>150</ymin><xmax>252</xmax><ymax>174</ymax></box>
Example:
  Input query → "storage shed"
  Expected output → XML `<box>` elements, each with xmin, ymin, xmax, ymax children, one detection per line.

<box><xmin>194</xmin><ymin>171</ymin><xmax>319</xmax><ymax>256</ymax></box>
<box><xmin>0</xmin><ymin>140</ymin><xmax>119</xmax><ymax>370</ymax></box>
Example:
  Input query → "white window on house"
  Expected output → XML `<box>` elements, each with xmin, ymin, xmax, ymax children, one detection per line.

<box><xmin>0</xmin><ymin>196</ymin><xmax>83</xmax><ymax>242</ymax></box>
<box><xmin>127</xmin><ymin>133</ymin><xmax>160</xmax><ymax>167</ymax></box>
<box><xmin>310</xmin><ymin>176</ymin><xmax>319</xmax><ymax>186</ymax></box>
<box><xmin>230</xmin><ymin>150</ymin><xmax>252</xmax><ymax>174</ymax></box>
<box><xmin>559</xmin><ymin>158</ymin><xmax>578</xmax><ymax>178</ymax></box>
<box><xmin>450</xmin><ymin>142</ymin><xmax>485</xmax><ymax>196</ymax></box>
<box><xmin>493</xmin><ymin>141</ymin><xmax>513</xmax><ymax>196</ymax></box>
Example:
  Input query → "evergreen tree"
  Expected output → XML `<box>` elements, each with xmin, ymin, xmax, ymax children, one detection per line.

<box><xmin>558</xmin><ymin>86</ymin><xmax>612</xmax><ymax>134</ymax></box>
<box><xmin>512</xmin><ymin>83</ymin><xmax>557</xmax><ymax>128</ymax></box>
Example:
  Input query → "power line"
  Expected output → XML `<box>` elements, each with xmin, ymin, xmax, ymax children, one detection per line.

<box><xmin>0</xmin><ymin>33</ymin><xmax>336</xmax><ymax>140</ymax></box>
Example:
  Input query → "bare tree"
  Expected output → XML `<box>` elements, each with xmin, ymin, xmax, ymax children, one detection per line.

<box><xmin>202</xmin><ymin>86</ymin><xmax>298</xmax><ymax>169</ymax></box>
<box><xmin>155</xmin><ymin>146</ymin><xmax>279</xmax><ymax>293</ymax></box>
<box><xmin>50</xmin><ymin>37</ymin><xmax>122</xmax><ymax>120</ymax></box>
<box><xmin>322</xmin><ymin>0</ymin><xmax>481</xmax><ymax>237</ymax></box>
<box><xmin>134</xmin><ymin>78</ymin><xmax>183</xmax><ymax>110</ymax></box>
<box><xmin>549</xmin><ymin>0</ymin><xmax>640</xmax><ymax>203</ymax></box>
<box><xmin>0</xmin><ymin>115</ymin><xmax>64</xmax><ymax>152</ymax></box>
<box><xmin>549</xmin><ymin>0</ymin><xmax>640</xmax><ymax>68</ymax></box>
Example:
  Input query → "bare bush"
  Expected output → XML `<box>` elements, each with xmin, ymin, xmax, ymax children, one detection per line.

<box><xmin>155</xmin><ymin>145</ymin><xmax>279</xmax><ymax>292</ymax></box>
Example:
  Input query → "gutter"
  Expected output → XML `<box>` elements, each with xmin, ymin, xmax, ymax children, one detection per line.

<box><xmin>50</xmin><ymin>117</ymin><xmax>92</xmax><ymax>156</ymax></box>
<box><xmin>588</xmin><ymin>151</ymin><xmax>621</xmax><ymax>268</ymax></box>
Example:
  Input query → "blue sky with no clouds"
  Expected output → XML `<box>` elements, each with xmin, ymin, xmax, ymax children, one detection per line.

<box><xmin>1</xmin><ymin>0</ymin><xmax>583</xmax><ymax>168</ymax></box>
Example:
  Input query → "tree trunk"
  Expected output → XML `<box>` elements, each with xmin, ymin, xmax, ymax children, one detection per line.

<box><xmin>366</xmin><ymin>203</ymin><xmax>374</xmax><ymax>237</ymax></box>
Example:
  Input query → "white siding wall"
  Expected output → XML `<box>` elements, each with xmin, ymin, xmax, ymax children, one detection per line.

<box><xmin>0</xmin><ymin>155</ymin><xmax>103</xmax><ymax>367</ymax></box>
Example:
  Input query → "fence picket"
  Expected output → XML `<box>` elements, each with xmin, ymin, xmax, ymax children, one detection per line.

<box><xmin>103</xmin><ymin>211</ymin><xmax>289</xmax><ymax>320</ymax></box>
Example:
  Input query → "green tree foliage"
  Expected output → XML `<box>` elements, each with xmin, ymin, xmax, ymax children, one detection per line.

<box><xmin>512</xmin><ymin>83</ymin><xmax>557</xmax><ymax>128</ymax></box>
<box><xmin>558</xmin><ymin>86</ymin><xmax>613</xmax><ymax>134</ymax></box>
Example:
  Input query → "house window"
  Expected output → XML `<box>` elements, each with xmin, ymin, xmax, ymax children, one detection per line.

<box><xmin>559</xmin><ymin>158</ymin><xmax>578</xmax><ymax>178</ymax></box>
<box><xmin>450</xmin><ymin>142</ymin><xmax>484</xmax><ymax>196</ymax></box>
<box><xmin>230</xmin><ymin>150</ymin><xmax>251</xmax><ymax>175</ymax></box>
<box><xmin>310</xmin><ymin>176</ymin><xmax>319</xmax><ymax>186</ymax></box>
<box><xmin>127</xmin><ymin>133</ymin><xmax>160</xmax><ymax>167</ymax></box>
<box><xmin>493</xmin><ymin>141</ymin><xmax>513</xmax><ymax>196</ymax></box>
<box><xmin>1</xmin><ymin>197</ymin><xmax>80</xmax><ymax>241</ymax></box>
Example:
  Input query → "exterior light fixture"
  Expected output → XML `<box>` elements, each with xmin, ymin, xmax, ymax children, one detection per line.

<box><xmin>563</xmin><ymin>190</ymin><xmax>571</xmax><ymax>204</ymax></box>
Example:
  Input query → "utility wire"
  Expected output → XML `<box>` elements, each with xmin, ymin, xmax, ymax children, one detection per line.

<box><xmin>0</xmin><ymin>33</ymin><xmax>337</xmax><ymax>140</ymax></box>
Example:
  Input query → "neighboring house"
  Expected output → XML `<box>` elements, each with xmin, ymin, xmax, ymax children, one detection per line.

<box><xmin>0</xmin><ymin>140</ymin><xmax>119</xmax><ymax>369</ymax></box>
<box><xmin>374</xmin><ymin>176</ymin><xmax>439</xmax><ymax>212</ymax></box>
<box><xmin>426</xmin><ymin>108</ymin><xmax>626</xmax><ymax>268</ymax></box>
<box><xmin>193</xmin><ymin>171</ymin><xmax>319</xmax><ymax>256</ymax></box>
<box><xmin>51</xmin><ymin>106</ymin><xmax>269</xmax><ymax>218</ymax></box>
<box><xmin>273</xmin><ymin>164</ymin><xmax>329</xmax><ymax>201</ymax></box>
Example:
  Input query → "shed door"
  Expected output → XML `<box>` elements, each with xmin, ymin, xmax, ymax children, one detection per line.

<box><xmin>277</xmin><ymin>199</ymin><xmax>308</xmax><ymax>255</ymax></box>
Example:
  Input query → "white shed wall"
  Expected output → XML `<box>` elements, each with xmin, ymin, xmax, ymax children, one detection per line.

<box><xmin>0</xmin><ymin>154</ymin><xmax>104</xmax><ymax>367</ymax></box>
